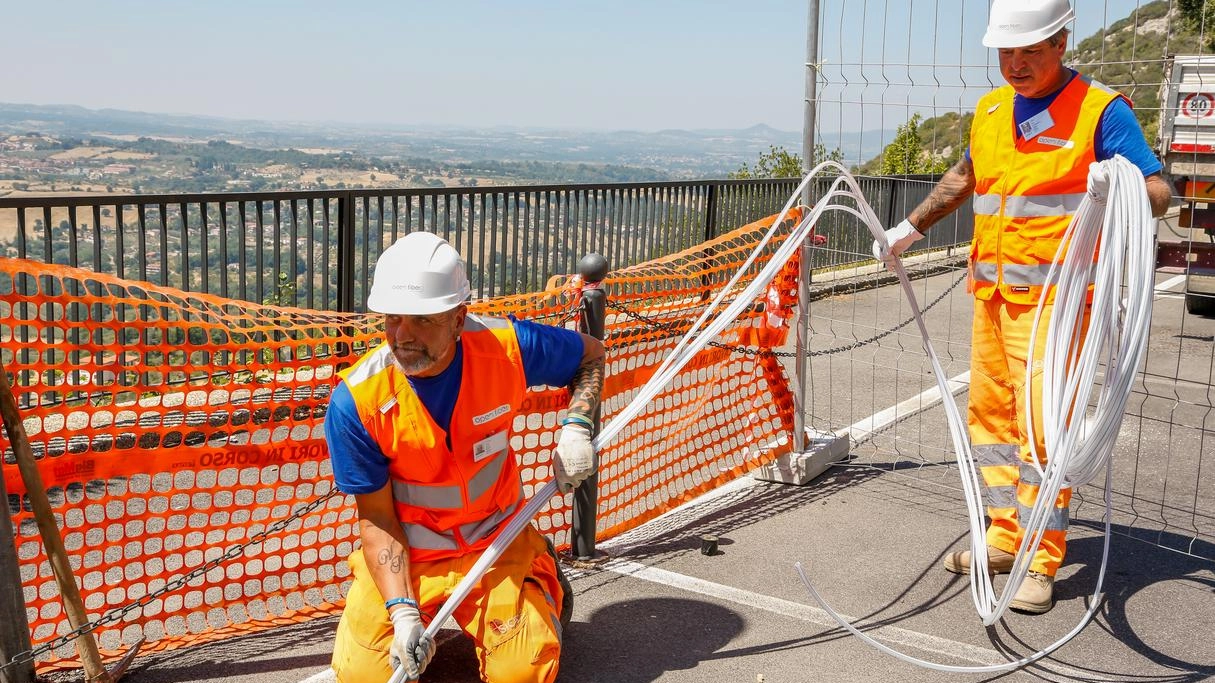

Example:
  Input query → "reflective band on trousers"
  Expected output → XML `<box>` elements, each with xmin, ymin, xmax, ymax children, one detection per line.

<box><xmin>392</xmin><ymin>449</ymin><xmax>509</xmax><ymax>510</ymax></box>
<box><xmin>973</xmin><ymin>444</ymin><xmax>1019</xmax><ymax>467</ymax></box>
<box><xmin>402</xmin><ymin>497</ymin><xmax>523</xmax><ymax>552</ymax></box>
<box><xmin>972</xmin><ymin>192</ymin><xmax>1087</xmax><ymax>217</ymax></box>
<box><xmin>1017</xmin><ymin>464</ymin><xmax>1069</xmax><ymax>531</ymax></box>
<box><xmin>971</xmin><ymin>262</ymin><xmax>1095</xmax><ymax>286</ymax></box>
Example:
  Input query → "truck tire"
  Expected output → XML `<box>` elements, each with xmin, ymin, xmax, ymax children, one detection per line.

<box><xmin>1186</xmin><ymin>292</ymin><xmax>1215</xmax><ymax>317</ymax></box>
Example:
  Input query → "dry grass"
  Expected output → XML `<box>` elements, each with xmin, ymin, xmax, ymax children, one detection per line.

<box><xmin>299</xmin><ymin>170</ymin><xmax>404</xmax><ymax>185</ymax></box>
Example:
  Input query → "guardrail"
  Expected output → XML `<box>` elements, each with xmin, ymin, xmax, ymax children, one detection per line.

<box><xmin>0</xmin><ymin>175</ymin><xmax>973</xmax><ymax>311</ymax></box>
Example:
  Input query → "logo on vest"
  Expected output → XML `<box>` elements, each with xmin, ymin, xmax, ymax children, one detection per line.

<box><xmin>1037</xmin><ymin>136</ymin><xmax>1074</xmax><ymax>149</ymax></box>
<box><xmin>473</xmin><ymin>404</ymin><xmax>511</xmax><ymax>425</ymax></box>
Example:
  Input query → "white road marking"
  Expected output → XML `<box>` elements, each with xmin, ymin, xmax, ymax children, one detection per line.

<box><xmin>1156</xmin><ymin>274</ymin><xmax>1187</xmax><ymax>293</ymax></box>
<box><xmin>604</xmin><ymin>558</ymin><xmax>1091</xmax><ymax>673</ymax></box>
<box><xmin>841</xmin><ymin>371</ymin><xmax>970</xmax><ymax>442</ymax></box>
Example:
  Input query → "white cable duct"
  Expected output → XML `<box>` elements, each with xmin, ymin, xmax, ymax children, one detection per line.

<box><xmin>389</xmin><ymin>161</ymin><xmax>857</xmax><ymax>682</ymax></box>
<box><xmin>797</xmin><ymin>155</ymin><xmax>1156</xmax><ymax>672</ymax></box>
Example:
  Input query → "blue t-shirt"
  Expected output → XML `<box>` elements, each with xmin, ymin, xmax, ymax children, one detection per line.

<box><xmin>966</xmin><ymin>70</ymin><xmax>1163</xmax><ymax>177</ymax></box>
<box><xmin>324</xmin><ymin>317</ymin><xmax>586</xmax><ymax>494</ymax></box>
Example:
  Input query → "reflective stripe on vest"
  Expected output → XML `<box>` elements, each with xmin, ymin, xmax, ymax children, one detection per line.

<box><xmin>391</xmin><ymin>449</ymin><xmax>510</xmax><ymax>510</ymax></box>
<box><xmin>401</xmin><ymin>497</ymin><xmax>522</xmax><ymax>551</ymax></box>
<box><xmin>972</xmin><ymin>192</ymin><xmax>1086</xmax><ymax>218</ymax></box>
<box><xmin>971</xmin><ymin>262</ymin><xmax>1093</xmax><ymax>287</ymax></box>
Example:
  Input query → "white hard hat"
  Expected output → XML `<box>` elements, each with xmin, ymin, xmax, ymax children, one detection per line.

<box><xmin>366</xmin><ymin>232</ymin><xmax>471</xmax><ymax>315</ymax></box>
<box><xmin>982</xmin><ymin>0</ymin><xmax>1074</xmax><ymax>48</ymax></box>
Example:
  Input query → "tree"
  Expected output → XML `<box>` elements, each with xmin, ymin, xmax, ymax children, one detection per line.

<box><xmin>880</xmin><ymin>114</ymin><xmax>950</xmax><ymax>176</ymax></box>
<box><xmin>1178</xmin><ymin>0</ymin><xmax>1215</xmax><ymax>50</ymax></box>
<box><xmin>729</xmin><ymin>144</ymin><xmax>843</xmax><ymax>179</ymax></box>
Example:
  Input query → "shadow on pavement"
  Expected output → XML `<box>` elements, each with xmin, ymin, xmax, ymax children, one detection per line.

<box><xmin>560</xmin><ymin>597</ymin><xmax>744</xmax><ymax>682</ymax></box>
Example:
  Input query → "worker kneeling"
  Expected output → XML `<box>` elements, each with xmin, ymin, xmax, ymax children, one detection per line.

<box><xmin>324</xmin><ymin>231</ymin><xmax>605</xmax><ymax>681</ymax></box>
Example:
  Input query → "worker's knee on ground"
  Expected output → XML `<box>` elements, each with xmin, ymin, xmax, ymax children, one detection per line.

<box><xmin>478</xmin><ymin>580</ymin><xmax>563</xmax><ymax>683</ymax></box>
<box><xmin>481</xmin><ymin>639</ymin><xmax>560</xmax><ymax>683</ymax></box>
<box><xmin>332</xmin><ymin>618</ymin><xmax>393</xmax><ymax>683</ymax></box>
<box><xmin>332</xmin><ymin>553</ymin><xmax>394</xmax><ymax>683</ymax></box>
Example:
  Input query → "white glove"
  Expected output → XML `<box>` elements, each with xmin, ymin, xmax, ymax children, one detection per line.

<box><xmin>389</xmin><ymin>604</ymin><xmax>434</xmax><ymax>680</ymax></box>
<box><xmin>1087</xmin><ymin>161</ymin><xmax>1109</xmax><ymax>204</ymax></box>
<box><xmin>554</xmin><ymin>422</ymin><xmax>595</xmax><ymax>493</ymax></box>
<box><xmin>871</xmin><ymin>219</ymin><xmax>925</xmax><ymax>270</ymax></box>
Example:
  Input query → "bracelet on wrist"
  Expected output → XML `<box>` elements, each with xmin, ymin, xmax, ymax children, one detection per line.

<box><xmin>562</xmin><ymin>414</ymin><xmax>594</xmax><ymax>429</ymax></box>
<box><xmin>384</xmin><ymin>597</ymin><xmax>417</xmax><ymax>610</ymax></box>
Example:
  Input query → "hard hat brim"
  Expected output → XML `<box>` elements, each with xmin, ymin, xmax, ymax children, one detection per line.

<box><xmin>366</xmin><ymin>289</ymin><xmax>467</xmax><ymax>315</ymax></box>
<box><xmin>982</xmin><ymin>8</ymin><xmax>1074</xmax><ymax>49</ymax></box>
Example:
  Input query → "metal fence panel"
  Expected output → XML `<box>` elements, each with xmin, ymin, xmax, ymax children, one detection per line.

<box><xmin>809</xmin><ymin>0</ymin><xmax>1215</xmax><ymax>562</ymax></box>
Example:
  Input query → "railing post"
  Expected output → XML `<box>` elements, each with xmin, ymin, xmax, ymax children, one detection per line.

<box><xmin>337</xmin><ymin>192</ymin><xmax>357</xmax><ymax>312</ymax></box>
<box><xmin>0</xmin><ymin>465</ymin><xmax>35</xmax><ymax>683</ymax></box>
<box><xmin>704</xmin><ymin>183</ymin><xmax>719</xmax><ymax>242</ymax></box>
<box><xmin>571</xmin><ymin>253</ymin><xmax>607</xmax><ymax>562</ymax></box>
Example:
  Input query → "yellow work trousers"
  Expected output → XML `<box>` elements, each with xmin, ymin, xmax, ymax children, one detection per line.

<box><xmin>332</xmin><ymin>525</ymin><xmax>564</xmax><ymax>683</ymax></box>
<box><xmin>968</xmin><ymin>295</ymin><xmax>1088</xmax><ymax>576</ymax></box>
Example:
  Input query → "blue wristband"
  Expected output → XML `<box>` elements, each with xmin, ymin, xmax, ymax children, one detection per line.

<box><xmin>562</xmin><ymin>414</ymin><xmax>594</xmax><ymax>429</ymax></box>
<box><xmin>384</xmin><ymin>597</ymin><xmax>417</xmax><ymax>610</ymax></box>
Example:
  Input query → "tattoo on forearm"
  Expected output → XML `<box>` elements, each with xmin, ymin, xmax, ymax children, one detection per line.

<box><xmin>377</xmin><ymin>547</ymin><xmax>404</xmax><ymax>574</ymax></box>
<box><xmin>567</xmin><ymin>357</ymin><xmax>604</xmax><ymax>422</ymax></box>
<box><xmin>910</xmin><ymin>158</ymin><xmax>975</xmax><ymax>231</ymax></box>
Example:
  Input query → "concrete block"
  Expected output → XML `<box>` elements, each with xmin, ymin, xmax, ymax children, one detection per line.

<box><xmin>752</xmin><ymin>430</ymin><xmax>851</xmax><ymax>485</ymax></box>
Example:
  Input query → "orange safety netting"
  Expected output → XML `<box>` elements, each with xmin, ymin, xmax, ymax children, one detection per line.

<box><xmin>0</xmin><ymin>208</ymin><xmax>803</xmax><ymax>670</ymax></box>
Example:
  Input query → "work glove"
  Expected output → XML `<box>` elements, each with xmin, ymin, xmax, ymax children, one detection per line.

<box><xmin>1087</xmin><ymin>162</ymin><xmax>1110</xmax><ymax>204</ymax></box>
<box><xmin>389</xmin><ymin>604</ymin><xmax>434</xmax><ymax>681</ymax></box>
<box><xmin>871</xmin><ymin>219</ymin><xmax>925</xmax><ymax>271</ymax></box>
<box><xmin>554</xmin><ymin>422</ymin><xmax>595</xmax><ymax>493</ymax></box>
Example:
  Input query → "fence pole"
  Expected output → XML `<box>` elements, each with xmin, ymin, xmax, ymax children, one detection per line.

<box><xmin>794</xmin><ymin>0</ymin><xmax>821</xmax><ymax>453</ymax></box>
<box><xmin>0</xmin><ymin>464</ymin><xmax>34</xmax><ymax>683</ymax></box>
<box><xmin>0</xmin><ymin>360</ymin><xmax>110</xmax><ymax>682</ymax></box>
<box><xmin>570</xmin><ymin>253</ymin><xmax>607</xmax><ymax>561</ymax></box>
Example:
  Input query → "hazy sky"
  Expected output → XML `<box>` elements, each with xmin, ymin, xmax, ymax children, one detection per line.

<box><xmin>2</xmin><ymin>0</ymin><xmax>1151</xmax><ymax>134</ymax></box>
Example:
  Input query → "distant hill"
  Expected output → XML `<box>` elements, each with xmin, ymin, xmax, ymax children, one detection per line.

<box><xmin>0</xmin><ymin>102</ymin><xmax>814</xmax><ymax>179</ymax></box>
<box><xmin>863</xmin><ymin>0</ymin><xmax>1206</xmax><ymax>171</ymax></box>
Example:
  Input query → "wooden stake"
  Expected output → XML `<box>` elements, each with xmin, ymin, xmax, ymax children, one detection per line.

<box><xmin>0</xmin><ymin>360</ymin><xmax>111</xmax><ymax>683</ymax></box>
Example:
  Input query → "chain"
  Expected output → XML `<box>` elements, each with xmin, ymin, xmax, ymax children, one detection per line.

<box><xmin>2</xmin><ymin>487</ymin><xmax>341</xmax><ymax>672</ymax></box>
<box><xmin>607</xmin><ymin>302</ymin><xmax>796</xmax><ymax>357</ymax></box>
<box><xmin>806</xmin><ymin>271</ymin><xmax>967</xmax><ymax>357</ymax></box>
<box><xmin>606</xmin><ymin>270</ymin><xmax>967</xmax><ymax>359</ymax></box>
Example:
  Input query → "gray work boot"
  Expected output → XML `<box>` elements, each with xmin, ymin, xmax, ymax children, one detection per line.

<box><xmin>943</xmin><ymin>546</ymin><xmax>1015</xmax><ymax>575</ymax></box>
<box><xmin>1009</xmin><ymin>571</ymin><xmax>1055</xmax><ymax>614</ymax></box>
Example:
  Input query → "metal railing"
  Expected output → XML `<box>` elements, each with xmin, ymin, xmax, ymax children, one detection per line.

<box><xmin>0</xmin><ymin>176</ymin><xmax>969</xmax><ymax>311</ymax></box>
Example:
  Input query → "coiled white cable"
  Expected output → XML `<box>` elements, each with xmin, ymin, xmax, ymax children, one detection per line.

<box><xmin>796</xmin><ymin>155</ymin><xmax>1156</xmax><ymax>672</ymax></box>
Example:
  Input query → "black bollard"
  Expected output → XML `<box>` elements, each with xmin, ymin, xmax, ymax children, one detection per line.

<box><xmin>571</xmin><ymin>253</ymin><xmax>607</xmax><ymax>561</ymax></box>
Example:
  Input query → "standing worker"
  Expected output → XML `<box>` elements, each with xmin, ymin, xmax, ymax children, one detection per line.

<box><xmin>324</xmin><ymin>231</ymin><xmax>604</xmax><ymax>681</ymax></box>
<box><xmin>873</xmin><ymin>0</ymin><xmax>1171</xmax><ymax>613</ymax></box>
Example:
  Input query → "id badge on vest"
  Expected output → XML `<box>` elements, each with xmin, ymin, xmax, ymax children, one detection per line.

<box><xmin>473</xmin><ymin>430</ymin><xmax>508</xmax><ymax>462</ymax></box>
<box><xmin>1018</xmin><ymin>109</ymin><xmax>1054</xmax><ymax>141</ymax></box>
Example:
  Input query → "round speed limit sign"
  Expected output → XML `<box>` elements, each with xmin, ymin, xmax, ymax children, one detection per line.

<box><xmin>1182</xmin><ymin>92</ymin><xmax>1215</xmax><ymax>119</ymax></box>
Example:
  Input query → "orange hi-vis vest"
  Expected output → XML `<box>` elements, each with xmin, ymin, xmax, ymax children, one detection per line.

<box><xmin>338</xmin><ymin>315</ymin><xmax>527</xmax><ymax>562</ymax></box>
<box><xmin>969</xmin><ymin>74</ymin><xmax>1125</xmax><ymax>306</ymax></box>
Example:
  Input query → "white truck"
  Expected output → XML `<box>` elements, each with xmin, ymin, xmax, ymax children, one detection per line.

<box><xmin>1157</xmin><ymin>53</ymin><xmax>1215</xmax><ymax>316</ymax></box>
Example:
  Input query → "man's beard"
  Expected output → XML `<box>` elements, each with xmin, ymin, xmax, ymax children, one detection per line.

<box><xmin>392</xmin><ymin>345</ymin><xmax>437</xmax><ymax>375</ymax></box>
